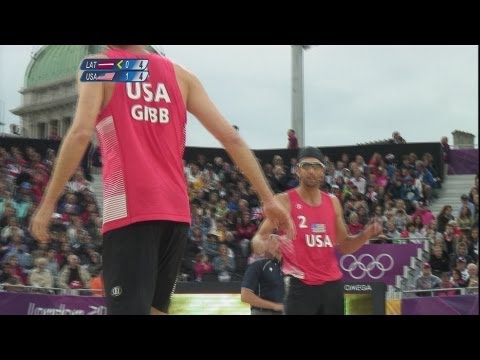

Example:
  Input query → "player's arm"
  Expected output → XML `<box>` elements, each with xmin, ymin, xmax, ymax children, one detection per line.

<box><xmin>256</xmin><ymin>218</ymin><xmax>278</xmax><ymax>240</ymax></box>
<box><xmin>182</xmin><ymin>67</ymin><xmax>274</xmax><ymax>204</ymax></box>
<box><xmin>252</xmin><ymin>193</ymin><xmax>291</xmax><ymax>245</ymax></box>
<box><xmin>331</xmin><ymin>195</ymin><xmax>382</xmax><ymax>254</ymax></box>
<box><xmin>177</xmin><ymin>65</ymin><xmax>294</xmax><ymax>238</ymax></box>
<box><xmin>255</xmin><ymin>193</ymin><xmax>290</xmax><ymax>237</ymax></box>
<box><xmin>250</xmin><ymin>218</ymin><xmax>277</xmax><ymax>254</ymax></box>
<box><xmin>39</xmin><ymin>55</ymin><xmax>106</xmax><ymax>208</ymax></box>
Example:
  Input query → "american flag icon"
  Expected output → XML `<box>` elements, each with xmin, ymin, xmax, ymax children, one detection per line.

<box><xmin>311</xmin><ymin>224</ymin><xmax>325</xmax><ymax>233</ymax></box>
<box><xmin>97</xmin><ymin>72</ymin><xmax>115</xmax><ymax>81</ymax></box>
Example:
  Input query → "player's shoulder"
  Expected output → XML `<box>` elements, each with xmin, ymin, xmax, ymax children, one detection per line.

<box><xmin>327</xmin><ymin>192</ymin><xmax>340</xmax><ymax>204</ymax></box>
<box><xmin>326</xmin><ymin>193</ymin><xmax>342</xmax><ymax>213</ymax></box>
<box><xmin>172</xmin><ymin>62</ymin><xmax>190</xmax><ymax>75</ymax></box>
<box><xmin>173</xmin><ymin>62</ymin><xmax>200</xmax><ymax>87</ymax></box>
<box><xmin>326</xmin><ymin>192</ymin><xmax>338</xmax><ymax>200</ymax></box>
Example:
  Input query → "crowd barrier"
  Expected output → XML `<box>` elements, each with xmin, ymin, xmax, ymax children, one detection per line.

<box><xmin>0</xmin><ymin>291</ymin><xmax>106</xmax><ymax>315</ymax></box>
<box><xmin>401</xmin><ymin>294</ymin><xmax>478</xmax><ymax>315</ymax></box>
<box><xmin>1</xmin><ymin>281</ymin><xmax>386</xmax><ymax>315</ymax></box>
<box><xmin>2</xmin><ymin>283</ymin><xmax>476</xmax><ymax>315</ymax></box>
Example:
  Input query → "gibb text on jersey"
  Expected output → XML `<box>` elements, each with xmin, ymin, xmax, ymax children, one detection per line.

<box><xmin>126</xmin><ymin>82</ymin><xmax>171</xmax><ymax>123</ymax></box>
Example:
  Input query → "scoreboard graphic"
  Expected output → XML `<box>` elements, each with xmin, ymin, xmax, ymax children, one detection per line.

<box><xmin>80</xmin><ymin>59</ymin><xmax>149</xmax><ymax>82</ymax></box>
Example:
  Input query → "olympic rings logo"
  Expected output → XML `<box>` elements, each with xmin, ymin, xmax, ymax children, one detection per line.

<box><xmin>339</xmin><ymin>254</ymin><xmax>394</xmax><ymax>279</ymax></box>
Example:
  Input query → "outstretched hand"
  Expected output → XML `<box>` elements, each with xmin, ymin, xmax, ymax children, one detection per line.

<box><xmin>262</xmin><ymin>197</ymin><xmax>296</xmax><ymax>240</ymax></box>
<box><xmin>269</xmin><ymin>233</ymin><xmax>294</xmax><ymax>255</ymax></box>
<box><xmin>29</xmin><ymin>203</ymin><xmax>54</xmax><ymax>244</ymax></box>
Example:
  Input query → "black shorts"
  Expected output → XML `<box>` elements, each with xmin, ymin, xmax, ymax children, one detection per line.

<box><xmin>102</xmin><ymin>220</ymin><xmax>189</xmax><ymax>315</ymax></box>
<box><xmin>284</xmin><ymin>276</ymin><xmax>344</xmax><ymax>315</ymax></box>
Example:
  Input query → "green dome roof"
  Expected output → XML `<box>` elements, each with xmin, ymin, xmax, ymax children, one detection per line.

<box><xmin>25</xmin><ymin>45</ymin><xmax>158</xmax><ymax>88</ymax></box>
<box><xmin>25</xmin><ymin>46</ymin><xmax>103</xmax><ymax>88</ymax></box>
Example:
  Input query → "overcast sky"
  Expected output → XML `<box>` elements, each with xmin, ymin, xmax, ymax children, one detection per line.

<box><xmin>0</xmin><ymin>45</ymin><xmax>477</xmax><ymax>149</ymax></box>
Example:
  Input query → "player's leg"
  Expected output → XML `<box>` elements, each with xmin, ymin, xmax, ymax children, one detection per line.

<box><xmin>319</xmin><ymin>280</ymin><xmax>344</xmax><ymax>315</ymax></box>
<box><xmin>103</xmin><ymin>222</ymin><xmax>160</xmax><ymax>315</ymax></box>
<box><xmin>283</xmin><ymin>276</ymin><xmax>318</xmax><ymax>315</ymax></box>
<box><xmin>151</xmin><ymin>221</ymin><xmax>190</xmax><ymax>314</ymax></box>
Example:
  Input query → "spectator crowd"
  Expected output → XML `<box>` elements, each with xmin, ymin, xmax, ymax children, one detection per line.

<box><xmin>0</xmin><ymin>139</ymin><xmax>478</xmax><ymax>297</ymax></box>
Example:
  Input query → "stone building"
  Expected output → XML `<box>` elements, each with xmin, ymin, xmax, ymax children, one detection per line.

<box><xmin>452</xmin><ymin>130</ymin><xmax>475</xmax><ymax>149</ymax></box>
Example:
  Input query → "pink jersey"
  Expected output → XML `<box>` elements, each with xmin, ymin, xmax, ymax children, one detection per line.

<box><xmin>281</xmin><ymin>189</ymin><xmax>342</xmax><ymax>285</ymax></box>
<box><xmin>96</xmin><ymin>48</ymin><xmax>190</xmax><ymax>234</ymax></box>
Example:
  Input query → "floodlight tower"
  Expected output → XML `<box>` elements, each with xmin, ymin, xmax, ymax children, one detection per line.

<box><xmin>291</xmin><ymin>45</ymin><xmax>312</xmax><ymax>147</ymax></box>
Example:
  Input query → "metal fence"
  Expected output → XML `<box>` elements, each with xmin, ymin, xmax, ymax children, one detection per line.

<box><xmin>402</xmin><ymin>287</ymin><xmax>478</xmax><ymax>298</ymax></box>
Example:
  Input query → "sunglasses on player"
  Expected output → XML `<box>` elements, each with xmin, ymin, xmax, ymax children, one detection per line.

<box><xmin>298</xmin><ymin>162</ymin><xmax>325</xmax><ymax>171</ymax></box>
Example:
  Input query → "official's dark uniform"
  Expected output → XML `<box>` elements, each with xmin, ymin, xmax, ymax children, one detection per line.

<box><xmin>241</xmin><ymin>258</ymin><xmax>284</xmax><ymax>315</ymax></box>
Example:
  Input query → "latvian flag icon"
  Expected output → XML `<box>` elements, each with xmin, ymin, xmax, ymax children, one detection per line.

<box><xmin>97</xmin><ymin>61</ymin><xmax>115</xmax><ymax>69</ymax></box>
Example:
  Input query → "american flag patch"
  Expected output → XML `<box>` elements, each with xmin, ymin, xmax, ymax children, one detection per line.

<box><xmin>311</xmin><ymin>224</ymin><xmax>325</xmax><ymax>233</ymax></box>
